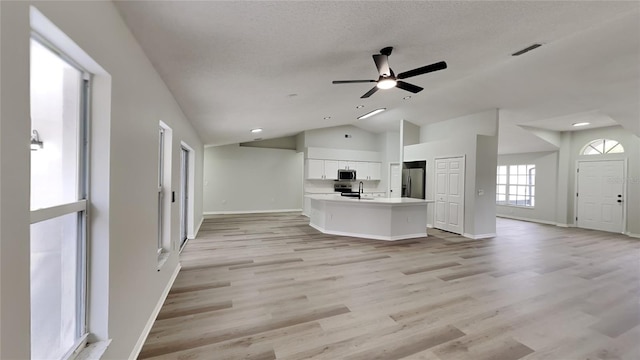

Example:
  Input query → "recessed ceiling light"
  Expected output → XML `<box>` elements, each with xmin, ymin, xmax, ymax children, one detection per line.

<box><xmin>357</xmin><ymin>108</ymin><xmax>386</xmax><ymax>120</ymax></box>
<box><xmin>572</xmin><ymin>122</ymin><xmax>590</xmax><ymax>127</ymax></box>
<box><xmin>250</xmin><ymin>128</ymin><xmax>263</xmax><ymax>133</ymax></box>
<box><xmin>402</xmin><ymin>96</ymin><xmax>412</xmax><ymax>100</ymax></box>
<box><xmin>323</xmin><ymin>116</ymin><xmax>331</xmax><ymax>120</ymax></box>
<box><xmin>356</xmin><ymin>105</ymin><xmax>364</xmax><ymax>109</ymax></box>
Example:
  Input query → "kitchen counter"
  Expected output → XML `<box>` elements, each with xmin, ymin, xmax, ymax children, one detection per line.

<box><xmin>306</xmin><ymin>195</ymin><xmax>433</xmax><ymax>241</ymax></box>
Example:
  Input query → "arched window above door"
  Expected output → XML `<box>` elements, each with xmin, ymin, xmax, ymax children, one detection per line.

<box><xmin>581</xmin><ymin>139</ymin><xmax>624</xmax><ymax>155</ymax></box>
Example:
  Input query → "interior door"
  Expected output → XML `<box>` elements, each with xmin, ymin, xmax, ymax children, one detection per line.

<box><xmin>435</xmin><ymin>157</ymin><xmax>465</xmax><ymax>234</ymax></box>
<box><xmin>389</xmin><ymin>163</ymin><xmax>401</xmax><ymax>198</ymax></box>
<box><xmin>180</xmin><ymin>147</ymin><xmax>189</xmax><ymax>248</ymax></box>
<box><xmin>577</xmin><ymin>160</ymin><xmax>624</xmax><ymax>233</ymax></box>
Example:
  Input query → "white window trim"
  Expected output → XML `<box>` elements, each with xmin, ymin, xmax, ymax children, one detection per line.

<box><xmin>30</xmin><ymin>5</ymin><xmax>113</xmax><ymax>353</ymax></box>
<box><xmin>496</xmin><ymin>164</ymin><xmax>536</xmax><ymax>209</ymax></box>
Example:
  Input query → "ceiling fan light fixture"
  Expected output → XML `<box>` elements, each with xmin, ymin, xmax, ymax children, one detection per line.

<box><xmin>376</xmin><ymin>78</ymin><xmax>397</xmax><ymax>89</ymax></box>
<box><xmin>250</xmin><ymin>128</ymin><xmax>263</xmax><ymax>133</ymax></box>
<box><xmin>357</xmin><ymin>108</ymin><xmax>386</xmax><ymax>120</ymax></box>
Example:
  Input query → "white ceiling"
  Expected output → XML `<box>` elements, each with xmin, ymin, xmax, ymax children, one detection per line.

<box><xmin>114</xmin><ymin>1</ymin><xmax>640</xmax><ymax>152</ymax></box>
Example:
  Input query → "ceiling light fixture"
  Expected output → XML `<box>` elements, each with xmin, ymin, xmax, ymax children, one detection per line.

<box><xmin>357</xmin><ymin>108</ymin><xmax>386</xmax><ymax>120</ymax></box>
<box><xmin>376</xmin><ymin>78</ymin><xmax>397</xmax><ymax>90</ymax></box>
<box><xmin>572</xmin><ymin>122</ymin><xmax>590</xmax><ymax>127</ymax></box>
<box><xmin>323</xmin><ymin>116</ymin><xmax>331</xmax><ymax>120</ymax></box>
<box><xmin>356</xmin><ymin>105</ymin><xmax>364</xmax><ymax>109</ymax></box>
<box><xmin>402</xmin><ymin>96</ymin><xmax>412</xmax><ymax>100</ymax></box>
<box><xmin>250</xmin><ymin>128</ymin><xmax>263</xmax><ymax>133</ymax></box>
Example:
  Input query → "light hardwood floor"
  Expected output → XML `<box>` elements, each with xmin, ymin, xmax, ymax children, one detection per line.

<box><xmin>139</xmin><ymin>213</ymin><xmax>640</xmax><ymax>360</ymax></box>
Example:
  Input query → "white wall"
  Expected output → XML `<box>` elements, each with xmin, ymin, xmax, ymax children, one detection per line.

<box><xmin>400</xmin><ymin>120</ymin><xmax>419</xmax><ymax>162</ymax></box>
<box><xmin>203</xmin><ymin>144</ymin><xmax>303</xmax><ymax>214</ymax></box>
<box><xmin>303</xmin><ymin>125</ymin><xmax>379</xmax><ymax>151</ymax></box>
<box><xmin>497</xmin><ymin>151</ymin><xmax>559</xmax><ymax>224</ymax></box>
<box><xmin>376</xmin><ymin>131</ymin><xmax>400</xmax><ymax>194</ymax></box>
<box><xmin>1</xmin><ymin>2</ymin><xmax>204</xmax><ymax>359</ymax></box>
<box><xmin>404</xmin><ymin>109</ymin><xmax>499</xmax><ymax>238</ymax></box>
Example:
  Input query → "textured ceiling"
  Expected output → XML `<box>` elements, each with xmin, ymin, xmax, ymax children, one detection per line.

<box><xmin>114</xmin><ymin>1</ymin><xmax>640</xmax><ymax>152</ymax></box>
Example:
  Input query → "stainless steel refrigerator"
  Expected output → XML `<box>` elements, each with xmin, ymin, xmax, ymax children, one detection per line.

<box><xmin>402</xmin><ymin>168</ymin><xmax>425</xmax><ymax>199</ymax></box>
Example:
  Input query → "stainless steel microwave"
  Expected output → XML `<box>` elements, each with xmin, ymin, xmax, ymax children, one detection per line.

<box><xmin>337</xmin><ymin>169</ymin><xmax>356</xmax><ymax>181</ymax></box>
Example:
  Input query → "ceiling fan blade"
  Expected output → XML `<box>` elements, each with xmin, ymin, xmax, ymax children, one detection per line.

<box><xmin>360</xmin><ymin>86</ymin><xmax>379</xmax><ymax>98</ymax></box>
<box><xmin>332</xmin><ymin>80</ymin><xmax>377</xmax><ymax>84</ymax></box>
<box><xmin>396</xmin><ymin>81</ymin><xmax>423</xmax><ymax>94</ymax></box>
<box><xmin>397</xmin><ymin>61</ymin><xmax>447</xmax><ymax>79</ymax></box>
<box><xmin>373</xmin><ymin>54</ymin><xmax>391</xmax><ymax>77</ymax></box>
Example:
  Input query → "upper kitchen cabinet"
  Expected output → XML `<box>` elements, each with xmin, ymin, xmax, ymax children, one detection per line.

<box><xmin>306</xmin><ymin>159</ymin><xmax>338</xmax><ymax>180</ymax></box>
<box><xmin>357</xmin><ymin>162</ymin><xmax>381</xmax><ymax>180</ymax></box>
<box><xmin>338</xmin><ymin>161</ymin><xmax>359</xmax><ymax>171</ymax></box>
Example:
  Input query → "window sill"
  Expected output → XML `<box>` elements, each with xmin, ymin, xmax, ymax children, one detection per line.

<box><xmin>497</xmin><ymin>204</ymin><xmax>535</xmax><ymax>209</ymax></box>
<box><xmin>157</xmin><ymin>251</ymin><xmax>170</xmax><ymax>271</ymax></box>
<box><xmin>74</xmin><ymin>340</ymin><xmax>110</xmax><ymax>360</ymax></box>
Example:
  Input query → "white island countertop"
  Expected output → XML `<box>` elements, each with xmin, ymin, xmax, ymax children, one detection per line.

<box><xmin>307</xmin><ymin>195</ymin><xmax>432</xmax><ymax>241</ymax></box>
<box><xmin>305</xmin><ymin>194</ymin><xmax>433</xmax><ymax>205</ymax></box>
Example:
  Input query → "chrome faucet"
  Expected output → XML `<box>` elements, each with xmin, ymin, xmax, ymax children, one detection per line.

<box><xmin>358</xmin><ymin>181</ymin><xmax>364</xmax><ymax>198</ymax></box>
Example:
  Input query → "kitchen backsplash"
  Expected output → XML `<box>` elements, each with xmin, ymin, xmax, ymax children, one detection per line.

<box><xmin>304</xmin><ymin>179</ymin><xmax>386</xmax><ymax>194</ymax></box>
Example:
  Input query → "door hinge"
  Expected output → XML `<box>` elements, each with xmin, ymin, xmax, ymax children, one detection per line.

<box><xmin>576</xmin><ymin>217</ymin><xmax>578</xmax><ymax>221</ymax></box>
<box><xmin>577</xmin><ymin>168</ymin><xmax>579</xmax><ymax>173</ymax></box>
<box><xmin>576</xmin><ymin>192</ymin><xmax>578</xmax><ymax>197</ymax></box>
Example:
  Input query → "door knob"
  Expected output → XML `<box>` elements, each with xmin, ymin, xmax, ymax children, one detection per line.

<box><xmin>617</xmin><ymin>199</ymin><xmax>623</xmax><ymax>203</ymax></box>
<box><xmin>618</xmin><ymin>194</ymin><xmax>622</xmax><ymax>198</ymax></box>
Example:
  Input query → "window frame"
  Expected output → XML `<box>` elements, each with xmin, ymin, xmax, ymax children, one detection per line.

<box><xmin>496</xmin><ymin>164</ymin><xmax>536</xmax><ymax>208</ymax></box>
<box><xmin>29</xmin><ymin>32</ymin><xmax>92</xmax><ymax>359</ymax></box>
<box><xmin>581</xmin><ymin>138</ymin><xmax>625</xmax><ymax>155</ymax></box>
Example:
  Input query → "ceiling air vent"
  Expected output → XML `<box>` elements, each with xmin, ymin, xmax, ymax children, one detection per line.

<box><xmin>512</xmin><ymin>43</ymin><xmax>542</xmax><ymax>56</ymax></box>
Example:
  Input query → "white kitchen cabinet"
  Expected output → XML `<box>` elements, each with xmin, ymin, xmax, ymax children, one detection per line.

<box><xmin>306</xmin><ymin>159</ymin><xmax>338</xmax><ymax>180</ymax></box>
<box><xmin>338</xmin><ymin>161</ymin><xmax>358</xmax><ymax>171</ymax></box>
<box><xmin>356</xmin><ymin>162</ymin><xmax>382</xmax><ymax>180</ymax></box>
<box><xmin>368</xmin><ymin>162</ymin><xmax>381</xmax><ymax>180</ymax></box>
<box><xmin>324</xmin><ymin>160</ymin><xmax>339</xmax><ymax>180</ymax></box>
<box><xmin>306</xmin><ymin>159</ymin><xmax>325</xmax><ymax>179</ymax></box>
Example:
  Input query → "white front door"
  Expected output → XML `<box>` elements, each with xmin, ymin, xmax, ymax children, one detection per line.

<box><xmin>435</xmin><ymin>157</ymin><xmax>465</xmax><ymax>234</ymax></box>
<box><xmin>577</xmin><ymin>160</ymin><xmax>624</xmax><ymax>233</ymax></box>
<box><xmin>389</xmin><ymin>163</ymin><xmax>401</xmax><ymax>198</ymax></box>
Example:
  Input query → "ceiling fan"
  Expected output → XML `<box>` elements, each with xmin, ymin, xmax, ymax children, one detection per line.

<box><xmin>332</xmin><ymin>47</ymin><xmax>447</xmax><ymax>98</ymax></box>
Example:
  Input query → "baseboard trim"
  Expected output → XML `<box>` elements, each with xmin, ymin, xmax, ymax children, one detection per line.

<box><xmin>555</xmin><ymin>223</ymin><xmax>575</xmax><ymax>228</ymax></box>
<box><xmin>129</xmin><ymin>263</ymin><xmax>181</xmax><ymax>360</ymax></box>
<box><xmin>309</xmin><ymin>223</ymin><xmax>427</xmax><ymax>241</ymax></box>
<box><xmin>496</xmin><ymin>214</ymin><xmax>556</xmax><ymax>226</ymax></box>
<box><xmin>203</xmin><ymin>209</ymin><xmax>302</xmax><ymax>217</ymax></box>
<box><xmin>463</xmin><ymin>232</ymin><xmax>496</xmax><ymax>240</ymax></box>
<box><xmin>427</xmin><ymin>223</ymin><xmax>434</xmax><ymax>228</ymax></box>
<box><xmin>192</xmin><ymin>216</ymin><xmax>204</xmax><ymax>238</ymax></box>
<box><xmin>626</xmin><ymin>232</ymin><xmax>640</xmax><ymax>239</ymax></box>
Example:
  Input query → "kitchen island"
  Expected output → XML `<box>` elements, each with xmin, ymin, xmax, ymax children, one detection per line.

<box><xmin>306</xmin><ymin>195</ymin><xmax>432</xmax><ymax>241</ymax></box>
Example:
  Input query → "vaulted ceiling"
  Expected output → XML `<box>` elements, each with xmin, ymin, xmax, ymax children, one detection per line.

<box><xmin>114</xmin><ymin>1</ymin><xmax>640</xmax><ymax>152</ymax></box>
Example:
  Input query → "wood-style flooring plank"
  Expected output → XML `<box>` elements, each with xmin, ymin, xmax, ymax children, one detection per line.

<box><xmin>138</xmin><ymin>213</ymin><xmax>640</xmax><ymax>359</ymax></box>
